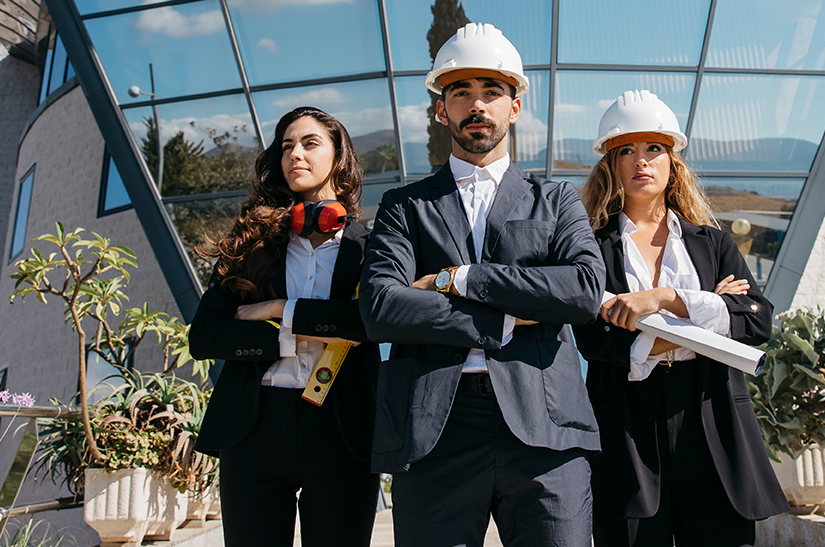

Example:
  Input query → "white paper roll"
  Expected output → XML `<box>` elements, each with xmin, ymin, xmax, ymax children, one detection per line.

<box><xmin>601</xmin><ymin>292</ymin><xmax>766</xmax><ymax>375</ymax></box>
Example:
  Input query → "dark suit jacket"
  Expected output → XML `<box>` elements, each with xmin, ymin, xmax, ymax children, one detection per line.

<box><xmin>573</xmin><ymin>214</ymin><xmax>789</xmax><ymax>521</ymax></box>
<box><xmin>360</xmin><ymin>162</ymin><xmax>606</xmax><ymax>473</ymax></box>
<box><xmin>191</xmin><ymin>222</ymin><xmax>379</xmax><ymax>463</ymax></box>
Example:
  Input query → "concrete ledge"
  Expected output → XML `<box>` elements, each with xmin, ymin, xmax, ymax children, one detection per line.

<box><xmin>142</xmin><ymin>520</ymin><xmax>224</xmax><ymax>547</ymax></box>
<box><xmin>757</xmin><ymin>511</ymin><xmax>825</xmax><ymax>546</ymax></box>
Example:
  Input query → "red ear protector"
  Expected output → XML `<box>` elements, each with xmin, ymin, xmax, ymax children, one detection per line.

<box><xmin>291</xmin><ymin>201</ymin><xmax>355</xmax><ymax>236</ymax></box>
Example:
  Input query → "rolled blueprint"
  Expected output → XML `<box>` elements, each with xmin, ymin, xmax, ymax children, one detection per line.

<box><xmin>601</xmin><ymin>292</ymin><xmax>766</xmax><ymax>375</ymax></box>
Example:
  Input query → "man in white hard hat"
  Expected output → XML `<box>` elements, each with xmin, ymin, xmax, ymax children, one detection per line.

<box><xmin>360</xmin><ymin>23</ymin><xmax>605</xmax><ymax>546</ymax></box>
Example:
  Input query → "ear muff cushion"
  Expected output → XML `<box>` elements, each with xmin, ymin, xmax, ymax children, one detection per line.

<box><xmin>316</xmin><ymin>201</ymin><xmax>349</xmax><ymax>233</ymax></box>
<box><xmin>291</xmin><ymin>202</ymin><xmax>315</xmax><ymax>237</ymax></box>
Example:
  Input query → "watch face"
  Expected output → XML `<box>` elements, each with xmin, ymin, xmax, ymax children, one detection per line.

<box><xmin>435</xmin><ymin>269</ymin><xmax>452</xmax><ymax>289</ymax></box>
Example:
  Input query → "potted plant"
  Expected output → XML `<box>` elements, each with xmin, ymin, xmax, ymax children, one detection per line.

<box><xmin>9</xmin><ymin>223</ymin><xmax>217</xmax><ymax>543</ymax></box>
<box><xmin>747</xmin><ymin>306</ymin><xmax>825</xmax><ymax>507</ymax></box>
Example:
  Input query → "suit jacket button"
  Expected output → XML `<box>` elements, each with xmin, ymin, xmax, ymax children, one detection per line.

<box><xmin>479</xmin><ymin>290</ymin><xmax>488</xmax><ymax>299</ymax></box>
<box><xmin>477</xmin><ymin>336</ymin><xmax>487</xmax><ymax>345</ymax></box>
<box><xmin>604</xmin><ymin>326</ymin><xmax>610</xmax><ymax>332</ymax></box>
<box><xmin>242</xmin><ymin>349</ymin><xmax>249</xmax><ymax>356</ymax></box>
<box><xmin>750</xmin><ymin>303</ymin><xmax>758</xmax><ymax>312</ymax></box>
<box><xmin>315</xmin><ymin>324</ymin><xmax>323</xmax><ymax>332</ymax></box>
<box><xmin>330</xmin><ymin>325</ymin><xmax>336</xmax><ymax>332</ymax></box>
<box><xmin>323</xmin><ymin>325</ymin><xmax>330</xmax><ymax>332</ymax></box>
<box><xmin>453</xmin><ymin>354</ymin><xmax>464</xmax><ymax>364</ymax></box>
<box><xmin>256</xmin><ymin>349</ymin><xmax>263</xmax><ymax>356</ymax></box>
<box><xmin>235</xmin><ymin>349</ymin><xmax>242</xmax><ymax>356</ymax></box>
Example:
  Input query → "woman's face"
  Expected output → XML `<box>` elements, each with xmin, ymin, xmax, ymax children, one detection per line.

<box><xmin>281</xmin><ymin>116</ymin><xmax>336</xmax><ymax>202</ymax></box>
<box><xmin>615</xmin><ymin>141</ymin><xmax>671</xmax><ymax>207</ymax></box>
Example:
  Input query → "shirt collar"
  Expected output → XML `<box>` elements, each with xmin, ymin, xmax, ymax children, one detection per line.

<box><xmin>619</xmin><ymin>209</ymin><xmax>683</xmax><ymax>238</ymax></box>
<box><xmin>449</xmin><ymin>154</ymin><xmax>510</xmax><ymax>187</ymax></box>
<box><xmin>289</xmin><ymin>226</ymin><xmax>345</xmax><ymax>246</ymax></box>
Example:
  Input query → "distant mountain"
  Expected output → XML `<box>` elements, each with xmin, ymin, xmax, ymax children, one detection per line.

<box><xmin>352</xmin><ymin>129</ymin><xmax>396</xmax><ymax>154</ymax></box>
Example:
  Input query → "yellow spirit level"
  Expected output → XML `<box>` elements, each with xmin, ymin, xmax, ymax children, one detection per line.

<box><xmin>301</xmin><ymin>342</ymin><xmax>352</xmax><ymax>406</ymax></box>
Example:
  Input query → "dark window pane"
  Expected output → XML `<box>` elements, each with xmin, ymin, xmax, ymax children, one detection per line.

<box><xmin>686</xmin><ymin>74</ymin><xmax>825</xmax><ymax>172</ymax></box>
<box><xmin>65</xmin><ymin>60</ymin><xmax>75</xmax><ymax>81</ymax></box>
<box><xmin>83</xmin><ymin>1</ymin><xmax>242</xmax><ymax>103</ymax></box>
<box><xmin>48</xmin><ymin>35</ymin><xmax>69</xmax><ymax>94</ymax></box>
<box><xmin>166</xmin><ymin>196</ymin><xmax>245</xmax><ymax>289</ymax></box>
<box><xmin>707</xmin><ymin>0</ymin><xmax>825</xmax><ymax>70</ymax></box>
<box><xmin>558</xmin><ymin>0</ymin><xmax>710</xmax><ymax>66</ymax></box>
<box><xmin>38</xmin><ymin>47</ymin><xmax>53</xmax><ymax>105</ymax></box>
<box><xmin>102</xmin><ymin>154</ymin><xmax>131</xmax><ymax>212</ymax></box>
<box><xmin>226</xmin><ymin>0</ymin><xmax>385</xmax><ymax>86</ymax></box>
<box><xmin>10</xmin><ymin>171</ymin><xmax>34</xmax><ymax>261</ymax></box>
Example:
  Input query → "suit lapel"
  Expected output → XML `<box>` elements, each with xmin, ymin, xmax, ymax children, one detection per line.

<box><xmin>329</xmin><ymin>222</ymin><xmax>368</xmax><ymax>299</ymax></box>
<box><xmin>598</xmin><ymin>215</ymin><xmax>630</xmax><ymax>294</ymax></box>
<box><xmin>679</xmin><ymin>219</ymin><xmax>715</xmax><ymax>290</ymax></box>
<box><xmin>482</xmin><ymin>163</ymin><xmax>531</xmax><ymax>262</ymax></box>
<box><xmin>430</xmin><ymin>164</ymin><xmax>474</xmax><ymax>265</ymax></box>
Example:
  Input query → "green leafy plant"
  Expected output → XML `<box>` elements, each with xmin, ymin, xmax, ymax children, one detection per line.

<box><xmin>8</xmin><ymin>223</ymin><xmax>213</xmax><ymax>462</ymax></box>
<box><xmin>0</xmin><ymin>517</ymin><xmax>78</xmax><ymax>547</ymax></box>
<box><xmin>36</xmin><ymin>369</ymin><xmax>217</xmax><ymax>495</ymax></box>
<box><xmin>748</xmin><ymin>307</ymin><xmax>825</xmax><ymax>461</ymax></box>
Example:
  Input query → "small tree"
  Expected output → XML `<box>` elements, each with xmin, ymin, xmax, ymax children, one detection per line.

<box><xmin>9</xmin><ymin>223</ymin><xmax>212</xmax><ymax>463</ymax></box>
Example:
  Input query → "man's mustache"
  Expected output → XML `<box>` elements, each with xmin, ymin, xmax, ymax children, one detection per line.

<box><xmin>459</xmin><ymin>114</ymin><xmax>494</xmax><ymax>130</ymax></box>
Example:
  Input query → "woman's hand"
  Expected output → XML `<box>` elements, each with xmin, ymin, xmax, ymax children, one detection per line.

<box><xmin>296</xmin><ymin>335</ymin><xmax>361</xmax><ymax>347</ymax></box>
<box><xmin>714</xmin><ymin>274</ymin><xmax>749</xmax><ymax>296</ymax></box>
<box><xmin>235</xmin><ymin>299</ymin><xmax>288</xmax><ymax>321</ymax></box>
<box><xmin>600</xmin><ymin>288</ymin><xmax>686</xmax><ymax>331</ymax></box>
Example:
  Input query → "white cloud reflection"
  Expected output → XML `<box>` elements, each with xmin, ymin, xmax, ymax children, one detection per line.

<box><xmin>134</xmin><ymin>7</ymin><xmax>224</xmax><ymax>38</ymax></box>
<box><xmin>257</xmin><ymin>38</ymin><xmax>277</xmax><ymax>54</ymax></box>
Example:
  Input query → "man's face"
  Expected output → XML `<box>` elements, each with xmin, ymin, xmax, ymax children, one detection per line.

<box><xmin>437</xmin><ymin>77</ymin><xmax>521</xmax><ymax>158</ymax></box>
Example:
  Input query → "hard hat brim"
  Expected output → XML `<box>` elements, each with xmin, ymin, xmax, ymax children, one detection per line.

<box><xmin>426</xmin><ymin>66</ymin><xmax>530</xmax><ymax>97</ymax></box>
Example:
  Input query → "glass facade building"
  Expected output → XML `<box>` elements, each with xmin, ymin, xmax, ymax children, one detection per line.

<box><xmin>38</xmin><ymin>0</ymin><xmax>825</xmax><ymax>319</ymax></box>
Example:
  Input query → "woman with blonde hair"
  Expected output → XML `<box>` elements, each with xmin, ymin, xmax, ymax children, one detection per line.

<box><xmin>574</xmin><ymin>90</ymin><xmax>788</xmax><ymax>546</ymax></box>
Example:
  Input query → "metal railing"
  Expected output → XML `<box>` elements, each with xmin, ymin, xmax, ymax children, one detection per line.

<box><xmin>0</xmin><ymin>404</ymin><xmax>84</xmax><ymax>532</ymax></box>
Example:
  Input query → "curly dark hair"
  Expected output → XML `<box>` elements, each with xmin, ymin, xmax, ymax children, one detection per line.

<box><xmin>199</xmin><ymin>106</ymin><xmax>363</xmax><ymax>302</ymax></box>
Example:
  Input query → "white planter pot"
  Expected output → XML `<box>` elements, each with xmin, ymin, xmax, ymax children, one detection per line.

<box><xmin>84</xmin><ymin>467</ymin><xmax>152</xmax><ymax>547</ymax></box>
<box><xmin>785</xmin><ymin>445</ymin><xmax>825</xmax><ymax>507</ymax></box>
<box><xmin>186</xmin><ymin>483</ymin><xmax>220</xmax><ymax>527</ymax></box>
<box><xmin>144</xmin><ymin>478</ymin><xmax>188</xmax><ymax>542</ymax></box>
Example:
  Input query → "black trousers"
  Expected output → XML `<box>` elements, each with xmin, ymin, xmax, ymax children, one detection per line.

<box><xmin>593</xmin><ymin>362</ymin><xmax>756</xmax><ymax>547</ymax></box>
<box><xmin>392</xmin><ymin>383</ymin><xmax>593</xmax><ymax>547</ymax></box>
<box><xmin>219</xmin><ymin>387</ymin><xmax>379</xmax><ymax>547</ymax></box>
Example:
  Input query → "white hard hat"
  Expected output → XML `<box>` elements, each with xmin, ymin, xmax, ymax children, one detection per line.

<box><xmin>426</xmin><ymin>23</ymin><xmax>529</xmax><ymax>97</ymax></box>
<box><xmin>592</xmin><ymin>90</ymin><xmax>687</xmax><ymax>156</ymax></box>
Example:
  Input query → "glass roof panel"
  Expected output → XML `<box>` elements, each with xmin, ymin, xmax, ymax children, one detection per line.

<box><xmin>686</xmin><ymin>74</ymin><xmax>825</xmax><ymax>171</ymax></box>
<box><xmin>82</xmin><ymin>0</ymin><xmax>241</xmax><ymax>103</ymax></box>
<box><xmin>226</xmin><ymin>0</ymin><xmax>385</xmax><ymax>86</ymax></box>
<box><xmin>514</xmin><ymin>70</ymin><xmax>550</xmax><ymax>175</ymax></box>
<box><xmin>385</xmin><ymin>0</ymin><xmax>553</xmax><ymax>72</ymax></box>
<box><xmin>393</xmin><ymin>75</ymin><xmax>442</xmax><ymax>176</ymax></box>
<box><xmin>553</xmin><ymin>70</ymin><xmax>695</xmax><ymax>170</ymax></box>
<box><xmin>75</xmin><ymin>0</ymin><xmax>168</xmax><ymax>16</ymax></box>
<box><xmin>252</xmin><ymin>78</ymin><xmax>397</xmax><ymax>180</ymax></box>
<box><xmin>121</xmin><ymin>93</ymin><xmax>257</xmax><ymax>197</ymax></box>
<box><xmin>703</xmin><ymin>176</ymin><xmax>803</xmax><ymax>286</ymax></box>
<box><xmin>707</xmin><ymin>0</ymin><xmax>825</xmax><ymax>69</ymax></box>
<box><xmin>557</xmin><ymin>0</ymin><xmax>710</xmax><ymax>66</ymax></box>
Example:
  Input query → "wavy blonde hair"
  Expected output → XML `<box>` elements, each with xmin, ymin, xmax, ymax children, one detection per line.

<box><xmin>581</xmin><ymin>145</ymin><xmax>717</xmax><ymax>231</ymax></box>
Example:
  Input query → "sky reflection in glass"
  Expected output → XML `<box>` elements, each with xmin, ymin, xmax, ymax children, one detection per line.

<box><xmin>707</xmin><ymin>0</ymin><xmax>825</xmax><ymax>69</ymax></box>
<box><xmin>83</xmin><ymin>0</ymin><xmax>241</xmax><ymax>103</ymax></box>
<box><xmin>558</xmin><ymin>0</ymin><xmax>710</xmax><ymax>66</ymax></box>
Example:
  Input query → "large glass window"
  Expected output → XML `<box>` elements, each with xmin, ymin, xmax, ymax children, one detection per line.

<box><xmin>83</xmin><ymin>1</ymin><xmax>242</xmax><ymax>103</ymax></box>
<box><xmin>707</xmin><ymin>0</ymin><xmax>825</xmax><ymax>70</ymax></box>
<box><xmin>38</xmin><ymin>32</ymin><xmax>75</xmax><ymax>105</ymax></box>
<box><xmin>226</xmin><ymin>0</ymin><xmax>385</xmax><ymax>86</ymax></box>
<box><xmin>553</xmin><ymin>71</ymin><xmax>695</xmax><ymax>171</ymax></box>
<box><xmin>557</xmin><ymin>0</ymin><xmax>711</xmax><ymax>66</ymax></box>
<box><xmin>686</xmin><ymin>74</ymin><xmax>825</xmax><ymax>172</ymax></box>
<box><xmin>9</xmin><ymin>169</ymin><xmax>34</xmax><ymax>262</ymax></box>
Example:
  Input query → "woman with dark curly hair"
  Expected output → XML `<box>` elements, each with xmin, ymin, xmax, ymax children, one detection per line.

<box><xmin>574</xmin><ymin>90</ymin><xmax>788</xmax><ymax>546</ymax></box>
<box><xmin>190</xmin><ymin>106</ymin><xmax>380</xmax><ymax>546</ymax></box>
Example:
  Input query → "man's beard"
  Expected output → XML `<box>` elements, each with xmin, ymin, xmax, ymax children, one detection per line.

<box><xmin>447</xmin><ymin>114</ymin><xmax>509</xmax><ymax>155</ymax></box>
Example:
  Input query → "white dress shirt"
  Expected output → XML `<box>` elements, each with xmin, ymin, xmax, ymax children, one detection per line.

<box><xmin>620</xmin><ymin>210</ymin><xmax>730</xmax><ymax>381</ymax></box>
<box><xmin>261</xmin><ymin>229</ymin><xmax>343</xmax><ymax>388</ymax></box>
<box><xmin>448</xmin><ymin>154</ymin><xmax>516</xmax><ymax>373</ymax></box>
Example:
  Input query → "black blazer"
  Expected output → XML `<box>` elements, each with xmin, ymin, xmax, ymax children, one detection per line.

<box><xmin>191</xmin><ymin>222</ymin><xmax>379</xmax><ymax>463</ymax></box>
<box><xmin>360</xmin><ymin>162</ymin><xmax>606</xmax><ymax>473</ymax></box>
<box><xmin>573</xmin><ymin>214</ymin><xmax>789</xmax><ymax>521</ymax></box>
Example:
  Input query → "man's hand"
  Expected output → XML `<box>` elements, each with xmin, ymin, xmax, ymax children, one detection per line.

<box><xmin>515</xmin><ymin>318</ymin><xmax>538</xmax><ymax>326</ymax></box>
<box><xmin>714</xmin><ymin>274</ymin><xmax>749</xmax><ymax>295</ymax></box>
<box><xmin>235</xmin><ymin>299</ymin><xmax>287</xmax><ymax>321</ymax></box>
<box><xmin>412</xmin><ymin>274</ymin><xmax>437</xmax><ymax>291</ymax></box>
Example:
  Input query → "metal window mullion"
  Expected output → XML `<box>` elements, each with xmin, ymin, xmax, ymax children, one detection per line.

<box><xmin>218</xmin><ymin>0</ymin><xmax>264</xmax><ymax>148</ymax></box>
<box><xmin>685</xmin><ymin>0</ymin><xmax>717</xmax><ymax>141</ymax></box>
<box><xmin>546</xmin><ymin>0</ymin><xmax>560</xmax><ymax>177</ymax></box>
<box><xmin>376</xmin><ymin>0</ymin><xmax>406</xmax><ymax>186</ymax></box>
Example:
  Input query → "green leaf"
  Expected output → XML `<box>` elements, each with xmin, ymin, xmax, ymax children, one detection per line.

<box><xmin>782</xmin><ymin>331</ymin><xmax>820</xmax><ymax>366</ymax></box>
